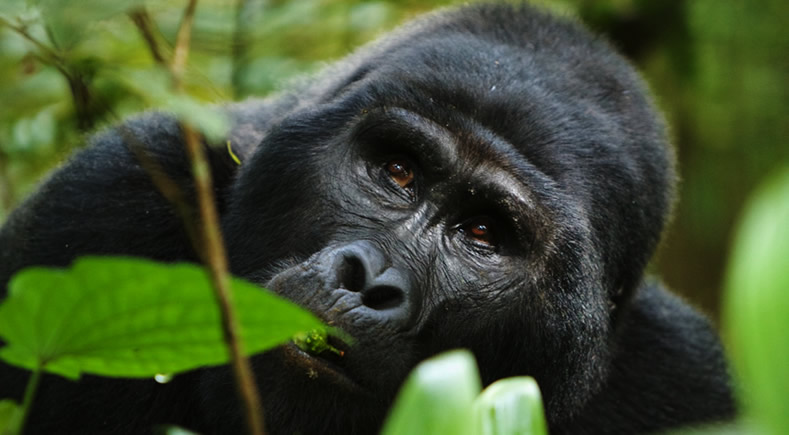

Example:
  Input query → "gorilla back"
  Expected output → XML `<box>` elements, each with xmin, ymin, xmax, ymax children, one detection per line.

<box><xmin>0</xmin><ymin>3</ymin><xmax>735</xmax><ymax>434</ymax></box>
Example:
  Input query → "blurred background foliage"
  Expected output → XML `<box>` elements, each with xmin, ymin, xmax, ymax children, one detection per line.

<box><xmin>0</xmin><ymin>0</ymin><xmax>786</xmax><ymax>322</ymax></box>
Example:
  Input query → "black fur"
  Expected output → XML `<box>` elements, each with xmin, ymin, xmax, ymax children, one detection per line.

<box><xmin>0</xmin><ymin>3</ymin><xmax>734</xmax><ymax>434</ymax></box>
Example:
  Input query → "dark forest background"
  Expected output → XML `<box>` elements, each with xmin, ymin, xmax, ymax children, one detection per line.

<box><xmin>0</xmin><ymin>0</ymin><xmax>787</xmax><ymax>323</ymax></box>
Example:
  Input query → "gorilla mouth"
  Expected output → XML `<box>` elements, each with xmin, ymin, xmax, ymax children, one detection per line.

<box><xmin>283</xmin><ymin>338</ymin><xmax>368</xmax><ymax>395</ymax></box>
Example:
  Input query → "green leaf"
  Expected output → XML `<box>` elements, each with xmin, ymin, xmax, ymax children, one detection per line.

<box><xmin>114</xmin><ymin>68</ymin><xmax>229</xmax><ymax>143</ymax></box>
<box><xmin>0</xmin><ymin>400</ymin><xmax>22</xmax><ymax>435</ymax></box>
<box><xmin>33</xmin><ymin>0</ymin><xmax>144</xmax><ymax>49</ymax></box>
<box><xmin>724</xmin><ymin>168</ymin><xmax>789</xmax><ymax>434</ymax></box>
<box><xmin>0</xmin><ymin>257</ymin><xmax>324</xmax><ymax>379</ymax></box>
<box><xmin>473</xmin><ymin>377</ymin><xmax>548</xmax><ymax>435</ymax></box>
<box><xmin>381</xmin><ymin>350</ymin><xmax>481</xmax><ymax>435</ymax></box>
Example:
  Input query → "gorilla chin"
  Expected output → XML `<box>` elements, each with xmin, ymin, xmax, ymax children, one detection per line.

<box><xmin>0</xmin><ymin>3</ymin><xmax>735</xmax><ymax>434</ymax></box>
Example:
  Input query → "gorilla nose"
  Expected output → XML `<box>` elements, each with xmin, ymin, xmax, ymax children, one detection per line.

<box><xmin>329</xmin><ymin>241</ymin><xmax>414</xmax><ymax>325</ymax></box>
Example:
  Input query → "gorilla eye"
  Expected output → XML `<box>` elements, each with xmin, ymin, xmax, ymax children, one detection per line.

<box><xmin>459</xmin><ymin>217</ymin><xmax>496</xmax><ymax>247</ymax></box>
<box><xmin>385</xmin><ymin>159</ymin><xmax>415</xmax><ymax>195</ymax></box>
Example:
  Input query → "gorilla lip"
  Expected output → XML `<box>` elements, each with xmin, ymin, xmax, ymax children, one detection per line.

<box><xmin>283</xmin><ymin>340</ymin><xmax>368</xmax><ymax>395</ymax></box>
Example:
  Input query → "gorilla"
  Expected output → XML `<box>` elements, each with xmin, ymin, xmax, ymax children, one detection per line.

<box><xmin>0</xmin><ymin>3</ymin><xmax>735</xmax><ymax>434</ymax></box>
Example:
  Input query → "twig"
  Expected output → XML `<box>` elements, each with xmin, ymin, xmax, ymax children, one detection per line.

<box><xmin>1</xmin><ymin>17</ymin><xmax>100</xmax><ymax>130</ymax></box>
<box><xmin>129</xmin><ymin>3</ymin><xmax>266</xmax><ymax>434</ymax></box>
<box><xmin>0</xmin><ymin>16</ymin><xmax>64</xmax><ymax>68</ymax></box>
<box><xmin>128</xmin><ymin>10</ymin><xmax>166</xmax><ymax>64</ymax></box>
<box><xmin>182</xmin><ymin>125</ymin><xmax>265</xmax><ymax>435</ymax></box>
<box><xmin>171</xmin><ymin>0</ymin><xmax>198</xmax><ymax>90</ymax></box>
<box><xmin>118</xmin><ymin>126</ymin><xmax>202</xmax><ymax>252</ymax></box>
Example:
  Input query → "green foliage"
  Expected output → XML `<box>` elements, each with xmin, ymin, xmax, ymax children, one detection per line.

<box><xmin>724</xmin><ymin>168</ymin><xmax>789</xmax><ymax>434</ymax></box>
<box><xmin>382</xmin><ymin>350</ymin><xmax>481</xmax><ymax>435</ymax></box>
<box><xmin>112</xmin><ymin>67</ymin><xmax>229</xmax><ymax>142</ymax></box>
<box><xmin>33</xmin><ymin>0</ymin><xmax>145</xmax><ymax>49</ymax></box>
<box><xmin>381</xmin><ymin>350</ymin><xmax>548</xmax><ymax>435</ymax></box>
<box><xmin>473</xmin><ymin>377</ymin><xmax>547</xmax><ymax>435</ymax></box>
<box><xmin>0</xmin><ymin>0</ymin><xmax>458</xmax><ymax>215</ymax></box>
<box><xmin>0</xmin><ymin>257</ymin><xmax>324</xmax><ymax>379</ymax></box>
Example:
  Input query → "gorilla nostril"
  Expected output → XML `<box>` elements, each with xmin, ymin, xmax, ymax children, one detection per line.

<box><xmin>362</xmin><ymin>285</ymin><xmax>405</xmax><ymax>311</ymax></box>
<box><xmin>329</xmin><ymin>242</ymin><xmax>413</xmax><ymax>318</ymax></box>
<box><xmin>337</xmin><ymin>255</ymin><xmax>366</xmax><ymax>292</ymax></box>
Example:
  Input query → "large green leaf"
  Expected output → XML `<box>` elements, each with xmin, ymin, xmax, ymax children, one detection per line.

<box><xmin>381</xmin><ymin>350</ymin><xmax>481</xmax><ymax>435</ymax></box>
<box><xmin>0</xmin><ymin>257</ymin><xmax>324</xmax><ymax>379</ymax></box>
<box><xmin>724</xmin><ymin>168</ymin><xmax>789</xmax><ymax>434</ymax></box>
<box><xmin>473</xmin><ymin>377</ymin><xmax>548</xmax><ymax>435</ymax></box>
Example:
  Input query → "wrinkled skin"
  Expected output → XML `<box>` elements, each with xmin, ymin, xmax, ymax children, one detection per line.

<box><xmin>0</xmin><ymin>4</ymin><xmax>734</xmax><ymax>434</ymax></box>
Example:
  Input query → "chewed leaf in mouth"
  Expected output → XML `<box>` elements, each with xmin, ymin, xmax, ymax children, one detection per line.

<box><xmin>293</xmin><ymin>328</ymin><xmax>346</xmax><ymax>357</ymax></box>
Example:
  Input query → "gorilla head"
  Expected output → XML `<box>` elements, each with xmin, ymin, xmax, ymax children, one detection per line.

<box><xmin>0</xmin><ymin>3</ymin><xmax>733</xmax><ymax>435</ymax></box>
<box><xmin>209</xmin><ymin>3</ymin><xmax>676</xmax><ymax>432</ymax></box>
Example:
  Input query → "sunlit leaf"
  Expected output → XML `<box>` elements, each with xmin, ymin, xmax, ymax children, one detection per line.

<box><xmin>113</xmin><ymin>68</ymin><xmax>229</xmax><ymax>142</ymax></box>
<box><xmin>0</xmin><ymin>257</ymin><xmax>324</xmax><ymax>379</ymax></box>
<box><xmin>473</xmin><ymin>377</ymin><xmax>548</xmax><ymax>435</ymax></box>
<box><xmin>381</xmin><ymin>350</ymin><xmax>480</xmax><ymax>435</ymax></box>
<box><xmin>724</xmin><ymin>168</ymin><xmax>789</xmax><ymax>434</ymax></box>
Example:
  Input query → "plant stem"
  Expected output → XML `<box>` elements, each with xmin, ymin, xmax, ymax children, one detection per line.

<box><xmin>128</xmin><ymin>10</ymin><xmax>166</xmax><ymax>64</ymax></box>
<box><xmin>171</xmin><ymin>0</ymin><xmax>198</xmax><ymax>90</ymax></box>
<box><xmin>182</xmin><ymin>125</ymin><xmax>265</xmax><ymax>435</ymax></box>
<box><xmin>0</xmin><ymin>17</ymin><xmax>63</xmax><ymax>67</ymax></box>
<box><xmin>0</xmin><ymin>17</ymin><xmax>98</xmax><ymax>130</ymax></box>
<box><xmin>172</xmin><ymin>2</ymin><xmax>264</xmax><ymax>433</ymax></box>
<box><xmin>129</xmin><ymin>3</ymin><xmax>266</xmax><ymax>434</ymax></box>
<box><xmin>15</xmin><ymin>367</ymin><xmax>42</xmax><ymax>435</ymax></box>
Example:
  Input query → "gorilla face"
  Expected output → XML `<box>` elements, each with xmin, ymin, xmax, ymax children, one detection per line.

<box><xmin>206</xmin><ymin>8</ymin><xmax>674</xmax><ymax>431</ymax></box>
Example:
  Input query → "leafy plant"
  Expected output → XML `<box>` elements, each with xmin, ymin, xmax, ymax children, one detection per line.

<box><xmin>474</xmin><ymin>377</ymin><xmax>548</xmax><ymax>435</ymax></box>
<box><xmin>724</xmin><ymin>168</ymin><xmax>789</xmax><ymax>434</ymax></box>
<box><xmin>381</xmin><ymin>350</ymin><xmax>548</xmax><ymax>435</ymax></box>
<box><xmin>0</xmin><ymin>257</ymin><xmax>325</xmax><ymax>434</ymax></box>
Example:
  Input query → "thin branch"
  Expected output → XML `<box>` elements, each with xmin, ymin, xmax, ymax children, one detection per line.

<box><xmin>118</xmin><ymin>126</ymin><xmax>201</xmax><ymax>252</ymax></box>
<box><xmin>1</xmin><ymin>17</ymin><xmax>100</xmax><ymax>130</ymax></box>
<box><xmin>128</xmin><ymin>9</ymin><xmax>166</xmax><ymax>65</ymax></box>
<box><xmin>182</xmin><ymin>125</ymin><xmax>265</xmax><ymax>435</ymax></box>
<box><xmin>0</xmin><ymin>16</ymin><xmax>65</xmax><ymax>68</ymax></box>
<box><xmin>128</xmin><ymin>2</ymin><xmax>266</xmax><ymax>434</ymax></box>
<box><xmin>171</xmin><ymin>0</ymin><xmax>198</xmax><ymax>89</ymax></box>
